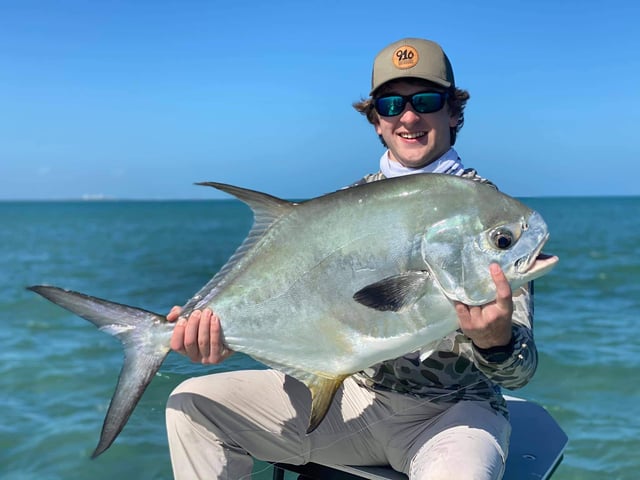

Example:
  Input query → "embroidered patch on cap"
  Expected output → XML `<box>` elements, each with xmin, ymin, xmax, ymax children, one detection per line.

<box><xmin>392</xmin><ymin>45</ymin><xmax>419</xmax><ymax>69</ymax></box>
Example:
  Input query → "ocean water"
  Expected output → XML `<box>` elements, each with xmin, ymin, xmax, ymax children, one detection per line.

<box><xmin>1</xmin><ymin>196</ymin><xmax>638</xmax><ymax>479</ymax></box>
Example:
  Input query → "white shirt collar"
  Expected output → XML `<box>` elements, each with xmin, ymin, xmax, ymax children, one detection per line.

<box><xmin>379</xmin><ymin>148</ymin><xmax>464</xmax><ymax>178</ymax></box>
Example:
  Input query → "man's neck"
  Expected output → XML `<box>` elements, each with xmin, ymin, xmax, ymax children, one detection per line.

<box><xmin>380</xmin><ymin>148</ymin><xmax>464</xmax><ymax>178</ymax></box>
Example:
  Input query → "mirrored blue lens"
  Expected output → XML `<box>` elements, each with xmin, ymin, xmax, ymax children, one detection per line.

<box><xmin>375</xmin><ymin>96</ymin><xmax>406</xmax><ymax>116</ymax></box>
<box><xmin>411</xmin><ymin>93</ymin><xmax>446</xmax><ymax>113</ymax></box>
<box><xmin>374</xmin><ymin>92</ymin><xmax>447</xmax><ymax>117</ymax></box>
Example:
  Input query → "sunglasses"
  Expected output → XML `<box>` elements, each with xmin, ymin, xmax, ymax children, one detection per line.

<box><xmin>374</xmin><ymin>91</ymin><xmax>449</xmax><ymax>117</ymax></box>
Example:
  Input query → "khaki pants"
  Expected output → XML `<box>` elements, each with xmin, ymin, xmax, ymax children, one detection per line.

<box><xmin>166</xmin><ymin>369</ymin><xmax>510</xmax><ymax>480</ymax></box>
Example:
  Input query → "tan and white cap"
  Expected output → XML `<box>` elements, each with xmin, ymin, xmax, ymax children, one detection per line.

<box><xmin>370</xmin><ymin>38</ymin><xmax>455</xmax><ymax>95</ymax></box>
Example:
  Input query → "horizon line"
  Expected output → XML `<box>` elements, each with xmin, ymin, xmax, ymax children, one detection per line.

<box><xmin>1</xmin><ymin>193</ymin><xmax>639</xmax><ymax>203</ymax></box>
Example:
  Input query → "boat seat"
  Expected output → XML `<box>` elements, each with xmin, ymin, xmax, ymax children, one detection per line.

<box><xmin>272</xmin><ymin>396</ymin><xmax>567</xmax><ymax>480</ymax></box>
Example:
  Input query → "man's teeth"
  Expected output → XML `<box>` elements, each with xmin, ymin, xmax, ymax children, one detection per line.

<box><xmin>399</xmin><ymin>132</ymin><xmax>425</xmax><ymax>139</ymax></box>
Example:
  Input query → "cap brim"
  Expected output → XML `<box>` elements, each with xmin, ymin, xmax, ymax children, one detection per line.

<box><xmin>370</xmin><ymin>75</ymin><xmax>452</xmax><ymax>96</ymax></box>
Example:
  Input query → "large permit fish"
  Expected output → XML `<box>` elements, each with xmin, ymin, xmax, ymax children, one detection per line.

<box><xmin>28</xmin><ymin>173</ymin><xmax>558</xmax><ymax>458</ymax></box>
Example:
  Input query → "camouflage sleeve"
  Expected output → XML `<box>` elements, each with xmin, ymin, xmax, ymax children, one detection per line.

<box><xmin>356</xmin><ymin>169</ymin><xmax>493</xmax><ymax>187</ymax></box>
<box><xmin>463</xmin><ymin>167</ymin><xmax>538</xmax><ymax>387</ymax></box>
<box><xmin>472</xmin><ymin>283</ymin><xmax>538</xmax><ymax>389</ymax></box>
<box><xmin>460</xmin><ymin>168</ymin><xmax>496</xmax><ymax>187</ymax></box>
<box><xmin>349</xmin><ymin>172</ymin><xmax>386</xmax><ymax>187</ymax></box>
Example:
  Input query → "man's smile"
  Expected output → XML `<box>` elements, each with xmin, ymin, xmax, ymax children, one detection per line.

<box><xmin>398</xmin><ymin>131</ymin><xmax>426</xmax><ymax>140</ymax></box>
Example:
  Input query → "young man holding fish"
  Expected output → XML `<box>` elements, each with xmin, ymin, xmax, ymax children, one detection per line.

<box><xmin>166</xmin><ymin>38</ymin><xmax>537</xmax><ymax>479</ymax></box>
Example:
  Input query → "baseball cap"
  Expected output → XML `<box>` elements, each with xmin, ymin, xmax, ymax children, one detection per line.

<box><xmin>370</xmin><ymin>38</ymin><xmax>455</xmax><ymax>95</ymax></box>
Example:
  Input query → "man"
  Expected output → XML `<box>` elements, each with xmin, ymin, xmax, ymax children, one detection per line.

<box><xmin>165</xmin><ymin>38</ymin><xmax>537</xmax><ymax>480</ymax></box>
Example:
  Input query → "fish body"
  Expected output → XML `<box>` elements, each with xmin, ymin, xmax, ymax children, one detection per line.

<box><xmin>29</xmin><ymin>173</ymin><xmax>558</xmax><ymax>457</ymax></box>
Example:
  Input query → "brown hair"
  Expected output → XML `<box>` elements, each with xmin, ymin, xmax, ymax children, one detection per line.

<box><xmin>352</xmin><ymin>80</ymin><xmax>470</xmax><ymax>146</ymax></box>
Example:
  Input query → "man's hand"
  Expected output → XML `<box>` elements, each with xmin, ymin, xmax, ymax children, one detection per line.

<box><xmin>167</xmin><ymin>307</ymin><xmax>234</xmax><ymax>364</ymax></box>
<box><xmin>454</xmin><ymin>263</ymin><xmax>514</xmax><ymax>349</ymax></box>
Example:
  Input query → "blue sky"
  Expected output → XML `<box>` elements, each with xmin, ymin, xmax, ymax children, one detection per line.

<box><xmin>1</xmin><ymin>0</ymin><xmax>638</xmax><ymax>200</ymax></box>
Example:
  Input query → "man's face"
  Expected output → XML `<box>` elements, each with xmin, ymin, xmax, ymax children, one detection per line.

<box><xmin>374</xmin><ymin>80</ymin><xmax>459</xmax><ymax>168</ymax></box>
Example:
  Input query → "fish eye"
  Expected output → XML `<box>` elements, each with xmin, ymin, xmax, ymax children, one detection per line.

<box><xmin>491</xmin><ymin>228</ymin><xmax>514</xmax><ymax>249</ymax></box>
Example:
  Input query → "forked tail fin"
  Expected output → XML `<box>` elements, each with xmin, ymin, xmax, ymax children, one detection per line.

<box><xmin>27</xmin><ymin>285</ymin><xmax>173</xmax><ymax>458</ymax></box>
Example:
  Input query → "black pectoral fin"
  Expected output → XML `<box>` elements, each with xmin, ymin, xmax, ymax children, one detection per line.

<box><xmin>353</xmin><ymin>271</ymin><xmax>431</xmax><ymax>312</ymax></box>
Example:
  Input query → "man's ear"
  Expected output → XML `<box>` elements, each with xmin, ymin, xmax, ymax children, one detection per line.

<box><xmin>449</xmin><ymin>112</ymin><xmax>460</xmax><ymax>128</ymax></box>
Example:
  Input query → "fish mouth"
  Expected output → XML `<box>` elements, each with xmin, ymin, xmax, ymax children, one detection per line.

<box><xmin>515</xmin><ymin>235</ymin><xmax>559</xmax><ymax>279</ymax></box>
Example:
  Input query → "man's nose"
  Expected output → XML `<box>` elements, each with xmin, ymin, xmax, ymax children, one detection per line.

<box><xmin>398</xmin><ymin>104</ymin><xmax>421</xmax><ymax>122</ymax></box>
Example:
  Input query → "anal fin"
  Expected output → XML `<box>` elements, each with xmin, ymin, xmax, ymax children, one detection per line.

<box><xmin>256</xmin><ymin>362</ymin><xmax>349</xmax><ymax>434</ymax></box>
<box><xmin>305</xmin><ymin>373</ymin><xmax>349</xmax><ymax>433</ymax></box>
